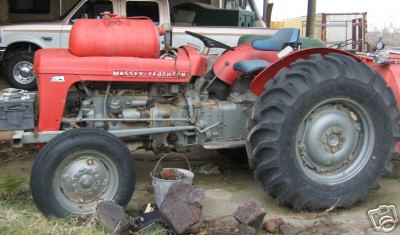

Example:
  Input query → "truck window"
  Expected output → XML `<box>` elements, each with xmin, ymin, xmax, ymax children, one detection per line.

<box><xmin>9</xmin><ymin>0</ymin><xmax>50</xmax><ymax>14</ymax></box>
<box><xmin>126</xmin><ymin>1</ymin><xmax>160</xmax><ymax>23</ymax></box>
<box><xmin>170</xmin><ymin>0</ymin><xmax>259</xmax><ymax>27</ymax></box>
<box><xmin>70</xmin><ymin>1</ymin><xmax>113</xmax><ymax>22</ymax></box>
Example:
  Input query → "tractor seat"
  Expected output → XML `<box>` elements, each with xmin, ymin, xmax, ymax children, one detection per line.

<box><xmin>233</xmin><ymin>60</ymin><xmax>270</xmax><ymax>74</ymax></box>
<box><xmin>253</xmin><ymin>28</ymin><xmax>300</xmax><ymax>51</ymax></box>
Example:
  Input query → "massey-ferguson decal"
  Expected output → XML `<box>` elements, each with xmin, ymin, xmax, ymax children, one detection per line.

<box><xmin>112</xmin><ymin>71</ymin><xmax>187</xmax><ymax>78</ymax></box>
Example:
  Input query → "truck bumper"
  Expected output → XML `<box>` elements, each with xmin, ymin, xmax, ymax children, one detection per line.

<box><xmin>0</xmin><ymin>47</ymin><xmax>5</xmax><ymax>61</ymax></box>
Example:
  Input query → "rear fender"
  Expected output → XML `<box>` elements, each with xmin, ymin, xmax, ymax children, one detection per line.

<box><xmin>250</xmin><ymin>48</ymin><xmax>361</xmax><ymax>96</ymax></box>
<box><xmin>361</xmin><ymin>59</ymin><xmax>400</xmax><ymax>109</ymax></box>
<box><xmin>213</xmin><ymin>43</ymin><xmax>279</xmax><ymax>85</ymax></box>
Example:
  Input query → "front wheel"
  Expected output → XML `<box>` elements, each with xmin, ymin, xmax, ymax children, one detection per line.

<box><xmin>5</xmin><ymin>51</ymin><xmax>37</xmax><ymax>90</ymax></box>
<box><xmin>30</xmin><ymin>128</ymin><xmax>136</xmax><ymax>218</ymax></box>
<box><xmin>247</xmin><ymin>53</ymin><xmax>399</xmax><ymax>210</ymax></box>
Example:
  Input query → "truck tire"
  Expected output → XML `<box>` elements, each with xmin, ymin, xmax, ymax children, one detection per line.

<box><xmin>31</xmin><ymin>128</ymin><xmax>136</xmax><ymax>218</ymax></box>
<box><xmin>5</xmin><ymin>51</ymin><xmax>37</xmax><ymax>90</ymax></box>
<box><xmin>247</xmin><ymin>53</ymin><xmax>399</xmax><ymax>210</ymax></box>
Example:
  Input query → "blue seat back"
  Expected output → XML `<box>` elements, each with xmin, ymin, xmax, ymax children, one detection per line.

<box><xmin>252</xmin><ymin>28</ymin><xmax>300</xmax><ymax>51</ymax></box>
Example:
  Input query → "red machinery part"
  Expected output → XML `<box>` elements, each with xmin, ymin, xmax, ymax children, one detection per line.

<box><xmin>212</xmin><ymin>43</ymin><xmax>279</xmax><ymax>85</ymax></box>
<box><xmin>34</xmin><ymin>45</ymin><xmax>208</xmax><ymax>132</ymax></box>
<box><xmin>359</xmin><ymin>54</ymin><xmax>400</xmax><ymax>109</ymax></box>
<box><xmin>69</xmin><ymin>18</ymin><xmax>160</xmax><ymax>58</ymax></box>
<box><xmin>250</xmin><ymin>48</ymin><xmax>362</xmax><ymax>96</ymax></box>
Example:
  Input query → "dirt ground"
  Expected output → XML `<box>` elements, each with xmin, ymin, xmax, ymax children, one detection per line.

<box><xmin>0</xmin><ymin>77</ymin><xmax>400</xmax><ymax>234</ymax></box>
<box><xmin>1</xmin><ymin>145</ymin><xmax>400</xmax><ymax>234</ymax></box>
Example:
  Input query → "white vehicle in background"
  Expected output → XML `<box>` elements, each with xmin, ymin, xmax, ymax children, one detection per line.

<box><xmin>0</xmin><ymin>0</ymin><xmax>275</xmax><ymax>90</ymax></box>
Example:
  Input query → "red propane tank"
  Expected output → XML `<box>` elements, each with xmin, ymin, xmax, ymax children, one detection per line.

<box><xmin>69</xmin><ymin>17</ymin><xmax>160</xmax><ymax>58</ymax></box>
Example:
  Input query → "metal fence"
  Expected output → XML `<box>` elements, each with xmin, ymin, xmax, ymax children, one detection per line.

<box><xmin>301</xmin><ymin>13</ymin><xmax>367</xmax><ymax>52</ymax></box>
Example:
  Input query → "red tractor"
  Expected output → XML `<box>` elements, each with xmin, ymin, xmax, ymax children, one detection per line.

<box><xmin>0</xmin><ymin>16</ymin><xmax>398</xmax><ymax>218</ymax></box>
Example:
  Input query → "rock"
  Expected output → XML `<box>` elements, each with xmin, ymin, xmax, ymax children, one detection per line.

<box><xmin>263</xmin><ymin>218</ymin><xmax>285</xmax><ymax>233</ymax></box>
<box><xmin>95</xmin><ymin>201</ymin><xmax>137</xmax><ymax>235</ymax></box>
<box><xmin>279</xmin><ymin>223</ymin><xmax>304</xmax><ymax>235</ymax></box>
<box><xmin>160</xmin><ymin>181</ymin><xmax>204</xmax><ymax>234</ymax></box>
<box><xmin>198</xmin><ymin>163</ymin><xmax>221</xmax><ymax>175</ymax></box>
<box><xmin>239</xmin><ymin>223</ymin><xmax>257</xmax><ymax>235</ymax></box>
<box><xmin>159</xmin><ymin>168</ymin><xmax>185</xmax><ymax>180</ymax></box>
<box><xmin>233</xmin><ymin>199</ymin><xmax>266</xmax><ymax>229</ymax></box>
<box><xmin>210</xmin><ymin>228</ymin><xmax>237</xmax><ymax>235</ymax></box>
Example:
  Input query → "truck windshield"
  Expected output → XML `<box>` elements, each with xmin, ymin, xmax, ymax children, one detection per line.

<box><xmin>70</xmin><ymin>1</ymin><xmax>113</xmax><ymax>21</ymax></box>
<box><xmin>59</xmin><ymin>0</ymin><xmax>83</xmax><ymax>20</ymax></box>
<box><xmin>126</xmin><ymin>1</ymin><xmax>160</xmax><ymax>23</ymax></box>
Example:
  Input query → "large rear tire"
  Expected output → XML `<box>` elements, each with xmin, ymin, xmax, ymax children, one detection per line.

<box><xmin>31</xmin><ymin>128</ymin><xmax>136</xmax><ymax>218</ymax></box>
<box><xmin>247</xmin><ymin>53</ymin><xmax>399</xmax><ymax>210</ymax></box>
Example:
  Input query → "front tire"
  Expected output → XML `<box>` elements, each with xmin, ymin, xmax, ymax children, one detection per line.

<box><xmin>247</xmin><ymin>53</ymin><xmax>398</xmax><ymax>210</ymax></box>
<box><xmin>31</xmin><ymin>128</ymin><xmax>136</xmax><ymax>218</ymax></box>
<box><xmin>5</xmin><ymin>51</ymin><xmax>37</xmax><ymax>90</ymax></box>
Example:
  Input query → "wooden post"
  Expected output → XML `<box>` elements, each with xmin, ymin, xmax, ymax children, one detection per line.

<box><xmin>262</xmin><ymin>0</ymin><xmax>269</xmax><ymax>22</ymax></box>
<box><xmin>306</xmin><ymin>0</ymin><xmax>316</xmax><ymax>37</ymax></box>
<box><xmin>265</xmin><ymin>3</ymin><xmax>274</xmax><ymax>27</ymax></box>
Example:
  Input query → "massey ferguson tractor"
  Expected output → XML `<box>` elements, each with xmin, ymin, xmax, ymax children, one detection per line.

<box><xmin>0</xmin><ymin>16</ymin><xmax>398</xmax><ymax>218</ymax></box>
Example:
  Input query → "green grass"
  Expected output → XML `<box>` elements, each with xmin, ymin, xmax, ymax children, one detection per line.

<box><xmin>0</xmin><ymin>179</ymin><xmax>166</xmax><ymax>235</ymax></box>
<box><xmin>0</xmin><ymin>191</ymin><xmax>110</xmax><ymax>235</ymax></box>
<box><xmin>0</xmin><ymin>177</ymin><xmax>25</xmax><ymax>193</ymax></box>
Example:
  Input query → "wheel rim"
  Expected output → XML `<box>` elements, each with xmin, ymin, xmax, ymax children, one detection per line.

<box><xmin>296</xmin><ymin>98</ymin><xmax>374</xmax><ymax>185</ymax></box>
<box><xmin>54</xmin><ymin>150</ymin><xmax>119</xmax><ymax>215</ymax></box>
<box><xmin>13</xmin><ymin>61</ymin><xmax>35</xmax><ymax>84</ymax></box>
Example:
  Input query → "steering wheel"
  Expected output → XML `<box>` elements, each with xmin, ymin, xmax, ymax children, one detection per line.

<box><xmin>185</xmin><ymin>31</ymin><xmax>234</xmax><ymax>51</ymax></box>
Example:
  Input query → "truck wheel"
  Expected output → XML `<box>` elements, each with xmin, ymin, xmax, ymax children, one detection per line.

<box><xmin>30</xmin><ymin>128</ymin><xmax>136</xmax><ymax>218</ymax></box>
<box><xmin>247</xmin><ymin>53</ymin><xmax>399</xmax><ymax>210</ymax></box>
<box><xmin>5</xmin><ymin>51</ymin><xmax>37</xmax><ymax>90</ymax></box>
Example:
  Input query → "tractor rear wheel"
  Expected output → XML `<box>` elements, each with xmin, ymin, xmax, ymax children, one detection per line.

<box><xmin>247</xmin><ymin>53</ymin><xmax>398</xmax><ymax>210</ymax></box>
<box><xmin>31</xmin><ymin>128</ymin><xmax>136</xmax><ymax>218</ymax></box>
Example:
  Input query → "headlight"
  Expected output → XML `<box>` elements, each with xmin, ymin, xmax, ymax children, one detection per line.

<box><xmin>376</xmin><ymin>41</ymin><xmax>385</xmax><ymax>51</ymax></box>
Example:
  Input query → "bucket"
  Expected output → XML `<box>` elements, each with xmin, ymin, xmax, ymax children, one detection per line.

<box><xmin>151</xmin><ymin>153</ymin><xmax>194</xmax><ymax>207</ymax></box>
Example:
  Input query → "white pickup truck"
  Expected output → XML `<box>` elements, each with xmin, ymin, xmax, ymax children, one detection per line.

<box><xmin>0</xmin><ymin>0</ymin><xmax>276</xmax><ymax>90</ymax></box>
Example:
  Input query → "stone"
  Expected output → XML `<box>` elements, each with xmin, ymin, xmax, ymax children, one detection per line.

<box><xmin>198</xmin><ymin>163</ymin><xmax>221</xmax><ymax>175</ymax></box>
<box><xmin>159</xmin><ymin>168</ymin><xmax>185</xmax><ymax>180</ymax></box>
<box><xmin>239</xmin><ymin>223</ymin><xmax>257</xmax><ymax>235</ymax></box>
<box><xmin>160</xmin><ymin>181</ymin><xmax>204</xmax><ymax>234</ymax></box>
<box><xmin>95</xmin><ymin>201</ymin><xmax>137</xmax><ymax>235</ymax></box>
<box><xmin>233</xmin><ymin>199</ymin><xmax>266</xmax><ymax>229</ymax></box>
<box><xmin>263</xmin><ymin>218</ymin><xmax>285</xmax><ymax>233</ymax></box>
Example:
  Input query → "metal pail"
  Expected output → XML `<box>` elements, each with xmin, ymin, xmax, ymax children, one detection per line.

<box><xmin>150</xmin><ymin>153</ymin><xmax>194</xmax><ymax>207</ymax></box>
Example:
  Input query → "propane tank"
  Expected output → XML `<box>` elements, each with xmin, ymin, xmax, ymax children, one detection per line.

<box><xmin>69</xmin><ymin>17</ymin><xmax>160</xmax><ymax>58</ymax></box>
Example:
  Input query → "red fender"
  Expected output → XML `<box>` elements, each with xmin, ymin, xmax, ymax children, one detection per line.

<box><xmin>213</xmin><ymin>43</ymin><xmax>279</xmax><ymax>85</ymax></box>
<box><xmin>359</xmin><ymin>55</ymin><xmax>400</xmax><ymax>109</ymax></box>
<box><xmin>250</xmin><ymin>48</ymin><xmax>361</xmax><ymax>96</ymax></box>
